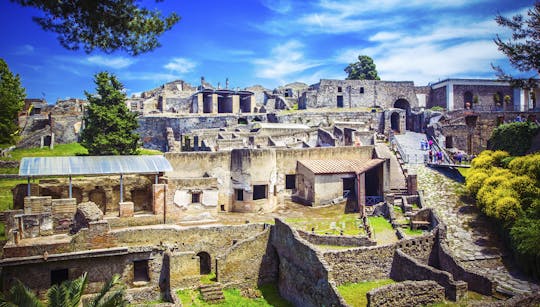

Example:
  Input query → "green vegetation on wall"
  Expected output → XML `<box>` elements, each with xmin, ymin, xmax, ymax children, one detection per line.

<box><xmin>488</xmin><ymin>121</ymin><xmax>539</xmax><ymax>156</ymax></box>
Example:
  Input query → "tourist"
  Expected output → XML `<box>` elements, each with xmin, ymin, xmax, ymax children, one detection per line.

<box><xmin>457</xmin><ymin>152</ymin><xmax>463</xmax><ymax>164</ymax></box>
<box><xmin>428</xmin><ymin>150</ymin><xmax>433</xmax><ymax>163</ymax></box>
<box><xmin>428</xmin><ymin>139</ymin><xmax>433</xmax><ymax>149</ymax></box>
<box><xmin>437</xmin><ymin>151</ymin><xmax>443</xmax><ymax>164</ymax></box>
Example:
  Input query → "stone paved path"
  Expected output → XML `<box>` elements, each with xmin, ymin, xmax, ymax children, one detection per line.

<box><xmin>394</xmin><ymin>132</ymin><xmax>539</xmax><ymax>295</ymax></box>
<box><xmin>393</xmin><ymin>131</ymin><xmax>428</xmax><ymax>164</ymax></box>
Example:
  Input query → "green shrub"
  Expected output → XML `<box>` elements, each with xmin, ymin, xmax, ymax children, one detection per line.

<box><xmin>465</xmin><ymin>170</ymin><xmax>489</xmax><ymax>198</ymax></box>
<box><xmin>488</xmin><ymin>122</ymin><xmax>540</xmax><ymax>156</ymax></box>
<box><xmin>508</xmin><ymin>152</ymin><xmax>540</xmax><ymax>181</ymax></box>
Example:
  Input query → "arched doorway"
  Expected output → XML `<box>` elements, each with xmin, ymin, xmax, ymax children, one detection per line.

<box><xmin>393</xmin><ymin>99</ymin><xmax>411</xmax><ymax>130</ymax></box>
<box><xmin>197</xmin><ymin>252</ymin><xmax>211</xmax><ymax>275</ymax></box>
<box><xmin>391</xmin><ymin>112</ymin><xmax>400</xmax><ymax>132</ymax></box>
<box><xmin>464</xmin><ymin>91</ymin><xmax>473</xmax><ymax>109</ymax></box>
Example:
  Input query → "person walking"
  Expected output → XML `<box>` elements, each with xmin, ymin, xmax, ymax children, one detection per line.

<box><xmin>428</xmin><ymin>150</ymin><xmax>433</xmax><ymax>163</ymax></box>
<box><xmin>428</xmin><ymin>139</ymin><xmax>433</xmax><ymax>150</ymax></box>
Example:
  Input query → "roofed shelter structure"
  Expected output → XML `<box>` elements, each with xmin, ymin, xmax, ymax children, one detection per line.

<box><xmin>19</xmin><ymin>156</ymin><xmax>172</xmax><ymax>217</ymax></box>
<box><xmin>294</xmin><ymin>158</ymin><xmax>387</xmax><ymax>216</ymax></box>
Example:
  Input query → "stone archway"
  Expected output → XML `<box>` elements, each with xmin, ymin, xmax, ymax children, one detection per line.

<box><xmin>197</xmin><ymin>251</ymin><xmax>211</xmax><ymax>275</ymax></box>
<box><xmin>394</xmin><ymin>99</ymin><xmax>411</xmax><ymax>130</ymax></box>
<box><xmin>391</xmin><ymin>112</ymin><xmax>401</xmax><ymax>132</ymax></box>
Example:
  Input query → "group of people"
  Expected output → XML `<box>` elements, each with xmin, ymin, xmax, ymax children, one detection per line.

<box><xmin>428</xmin><ymin>150</ymin><xmax>444</xmax><ymax>164</ymax></box>
<box><xmin>419</xmin><ymin>139</ymin><xmax>433</xmax><ymax>151</ymax></box>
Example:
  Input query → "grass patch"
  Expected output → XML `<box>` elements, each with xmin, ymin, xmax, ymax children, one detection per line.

<box><xmin>285</xmin><ymin>213</ymin><xmax>364</xmax><ymax>236</ymax></box>
<box><xmin>457</xmin><ymin>168</ymin><xmax>471</xmax><ymax>178</ymax></box>
<box><xmin>1</xmin><ymin>143</ymin><xmax>162</xmax><ymax>162</ymax></box>
<box><xmin>0</xmin><ymin>178</ymin><xmax>26</xmax><ymax>211</ymax></box>
<box><xmin>176</xmin><ymin>284</ymin><xmax>291</xmax><ymax>307</ymax></box>
<box><xmin>0</xmin><ymin>168</ymin><xmax>19</xmax><ymax>174</ymax></box>
<box><xmin>337</xmin><ymin>279</ymin><xmax>395</xmax><ymax>307</ymax></box>
<box><xmin>200</xmin><ymin>272</ymin><xmax>216</xmax><ymax>285</ymax></box>
<box><xmin>403</xmin><ymin>228</ymin><xmax>424</xmax><ymax>236</ymax></box>
<box><xmin>315</xmin><ymin>244</ymin><xmax>358</xmax><ymax>250</ymax></box>
<box><xmin>393</xmin><ymin>205</ymin><xmax>403</xmax><ymax>213</ymax></box>
<box><xmin>0</xmin><ymin>223</ymin><xmax>6</xmax><ymax>241</ymax></box>
<box><xmin>137</xmin><ymin>148</ymin><xmax>163</xmax><ymax>155</ymax></box>
<box><xmin>368</xmin><ymin>216</ymin><xmax>393</xmax><ymax>233</ymax></box>
<box><xmin>1</xmin><ymin>143</ymin><xmax>88</xmax><ymax>161</ymax></box>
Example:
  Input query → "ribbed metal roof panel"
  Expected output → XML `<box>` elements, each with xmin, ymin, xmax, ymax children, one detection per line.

<box><xmin>19</xmin><ymin>155</ymin><xmax>172</xmax><ymax>177</ymax></box>
<box><xmin>298</xmin><ymin>159</ymin><xmax>384</xmax><ymax>175</ymax></box>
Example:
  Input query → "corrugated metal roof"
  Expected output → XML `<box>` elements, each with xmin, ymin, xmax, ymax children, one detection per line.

<box><xmin>19</xmin><ymin>155</ymin><xmax>172</xmax><ymax>177</ymax></box>
<box><xmin>298</xmin><ymin>159</ymin><xmax>385</xmax><ymax>175</ymax></box>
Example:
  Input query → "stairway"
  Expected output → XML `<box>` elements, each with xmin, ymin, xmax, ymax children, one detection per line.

<box><xmin>199</xmin><ymin>283</ymin><xmax>225</xmax><ymax>304</ymax></box>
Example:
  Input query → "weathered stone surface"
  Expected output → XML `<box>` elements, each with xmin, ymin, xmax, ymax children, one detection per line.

<box><xmin>367</xmin><ymin>280</ymin><xmax>445</xmax><ymax>307</ymax></box>
<box><xmin>119</xmin><ymin>202</ymin><xmax>134</xmax><ymax>218</ymax></box>
<box><xmin>71</xmin><ymin>201</ymin><xmax>103</xmax><ymax>233</ymax></box>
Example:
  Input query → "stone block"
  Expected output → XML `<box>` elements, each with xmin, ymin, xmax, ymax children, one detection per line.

<box><xmin>52</xmin><ymin>198</ymin><xmax>76</xmax><ymax>232</ymax></box>
<box><xmin>119</xmin><ymin>201</ymin><xmax>134</xmax><ymax>218</ymax></box>
<box><xmin>23</xmin><ymin>196</ymin><xmax>52</xmax><ymax>214</ymax></box>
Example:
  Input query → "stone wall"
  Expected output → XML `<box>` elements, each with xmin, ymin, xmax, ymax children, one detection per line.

<box><xmin>306</xmin><ymin>79</ymin><xmax>418</xmax><ymax>110</ymax></box>
<box><xmin>139</xmin><ymin>111</ymin><xmax>382</xmax><ymax>151</ymax></box>
<box><xmin>216</xmin><ymin>227</ymin><xmax>278</xmax><ymax>289</ymax></box>
<box><xmin>429</xmin><ymin>87</ymin><xmax>447</xmax><ymax>109</ymax></box>
<box><xmin>112</xmin><ymin>223</ymin><xmax>266</xmax><ymax>273</ymax></box>
<box><xmin>271</xmin><ymin>219</ymin><xmax>347</xmax><ymax>307</ymax></box>
<box><xmin>453</xmin><ymin>84</ymin><xmax>513</xmax><ymax>110</ymax></box>
<box><xmin>1</xmin><ymin>247</ymin><xmax>164</xmax><ymax>302</ymax></box>
<box><xmin>437</xmin><ymin>241</ymin><xmax>496</xmax><ymax>295</ymax></box>
<box><xmin>367</xmin><ymin>280</ymin><xmax>445</xmax><ymax>307</ymax></box>
<box><xmin>322</xmin><ymin>234</ymin><xmax>436</xmax><ymax>286</ymax></box>
<box><xmin>297</xmin><ymin>230</ymin><xmax>376</xmax><ymax>247</ymax></box>
<box><xmin>390</xmin><ymin>249</ymin><xmax>467</xmax><ymax>301</ymax></box>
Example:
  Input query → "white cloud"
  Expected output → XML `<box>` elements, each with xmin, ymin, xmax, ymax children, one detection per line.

<box><xmin>253</xmin><ymin>40</ymin><xmax>321</xmax><ymax>81</ymax></box>
<box><xmin>86</xmin><ymin>56</ymin><xmax>136</xmax><ymax>69</ymax></box>
<box><xmin>122</xmin><ymin>72</ymin><xmax>183</xmax><ymax>81</ymax></box>
<box><xmin>14</xmin><ymin>44</ymin><xmax>35</xmax><ymax>55</ymax></box>
<box><xmin>260</xmin><ymin>0</ymin><xmax>292</xmax><ymax>14</ymax></box>
<box><xmin>164</xmin><ymin>58</ymin><xmax>197</xmax><ymax>74</ymax></box>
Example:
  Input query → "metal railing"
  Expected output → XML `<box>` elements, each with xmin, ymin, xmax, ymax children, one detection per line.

<box><xmin>366</xmin><ymin>196</ymin><xmax>384</xmax><ymax>206</ymax></box>
<box><xmin>389</xmin><ymin>131</ymin><xmax>409</xmax><ymax>163</ymax></box>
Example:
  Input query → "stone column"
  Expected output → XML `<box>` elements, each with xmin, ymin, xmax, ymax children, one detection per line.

<box><xmin>232</xmin><ymin>95</ymin><xmax>240</xmax><ymax>113</ymax></box>
<box><xmin>197</xmin><ymin>93</ymin><xmax>203</xmax><ymax>114</ymax></box>
<box><xmin>357</xmin><ymin>172</ymin><xmax>366</xmax><ymax>217</ymax></box>
<box><xmin>407</xmin><ymin>174</ymin><xmax>418</xmax><ymax>195</ymax></box>
<box><xmin>212</xmin><ymin>94</ymin><xmax>218</xmax><ymax>114</ymax></box>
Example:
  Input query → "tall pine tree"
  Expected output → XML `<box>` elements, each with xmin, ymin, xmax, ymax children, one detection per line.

<box><xmin>81</xmin><ymin>72</ymin><xmax>139</xmax><ymax>155</ymax></box>
<box><xmin>0</xmin><ymin>58</ymin><xmax>26</xmax><ymax>146</ymax></box>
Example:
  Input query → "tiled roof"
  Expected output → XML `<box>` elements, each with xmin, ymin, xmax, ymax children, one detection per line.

<box><xmin>298</xmin><ymin>159</ymin><xmax>385</xmax><ymax>175</ymax></box>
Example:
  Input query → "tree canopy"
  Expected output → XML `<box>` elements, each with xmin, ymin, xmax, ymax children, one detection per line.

<box><xmin>0</xmin><ymin>58</ymin><xmax>26</xmax><ymax>147</ymax></box>
<box><xmin>80</xmin><ymin>72</ymin><xmax>139</xmax><ymax>155</ymax></box>
<box><xmin>344</xmin><ymin>55</ymin><xmax>380</xmax><ymax>80</ymax></box>
<box><xmin>493</xmin><ymin>1</ymin><xmax>540</xmax><ymax>88</ymax></box>
<box><xmin>11</xmin><ymin>0</ymin><xmax>180</xmax><ymax>56</ymax></box>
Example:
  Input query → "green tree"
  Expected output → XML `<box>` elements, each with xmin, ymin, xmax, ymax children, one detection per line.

<box><xmin>0</xmin><ymin>59</ymin><xmax>26</xmax><ymax>147</ymax></box>
<box><xmin>493</xmin><ymin>2</ymin><xmax>540</xmax><ymax>88</ymax></box>
<box><xmin>0</xmin><ymin>273</ymin><xmax>127</xmax><ymax>307</ymax></box>
<box><xmin>81</xmin><ymin>72</ymin><xmax>139</xmax><ymax>155</ymax></box>
<box><xmin>344</xmin><ymin>55</ymin><xmax>380</xmax><ymax>80</ymax></box>
<box><xmin>11</xmin><ymin>0</ymin><xmax>180</xmax><ymax>56</ymax></box>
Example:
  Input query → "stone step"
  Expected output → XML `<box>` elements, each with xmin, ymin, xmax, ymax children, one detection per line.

<box><xmin>199</xmin><ymin>283</ymin><xmax>225</xmax><ymax>303</ymax></box>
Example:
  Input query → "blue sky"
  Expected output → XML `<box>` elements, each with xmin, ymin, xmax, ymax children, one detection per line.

<box><xmin>0</xmin><ymin>0</ymin><xmax>535</xmax><ymax>102</ymax></box>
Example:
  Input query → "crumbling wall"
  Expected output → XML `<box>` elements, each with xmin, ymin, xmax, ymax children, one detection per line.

<box><xmin>390</xmin><ymin>249</ymin><xmax>467</xmax><ymax>301</ymax></box>
<box><xmin>323</xmin><ymin>234</ymin><xmax>436</xmax><ymax>286</ymax></box>
<box><xmin>271</xmin><ymin>219</ymin><xmax>347</xmax><ymax>307</ymax></box>
<box><xmin>216</xmin><ymin>227</ymin><xmax>278</xmax><ymax>289</ymax></box>
<box><xmin>367</xmin><ymin>280</ymin><xmax>445</xmax><ymax>307</ymax></box>
<box><xmin>297</xmin><ymin>230</ymin><xmax>376</xmax><ymax>247</ymax></box>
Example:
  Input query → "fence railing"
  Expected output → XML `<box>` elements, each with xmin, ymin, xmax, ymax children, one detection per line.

<box><xmin>389</xmin><ymin>131</ymin><xmax>409</xmax><ymax>163</ymax></box>
<box><xmin>366</xmin><ymin>196</ymin><xmax>384</xmax><ymax>206</ymax></box>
